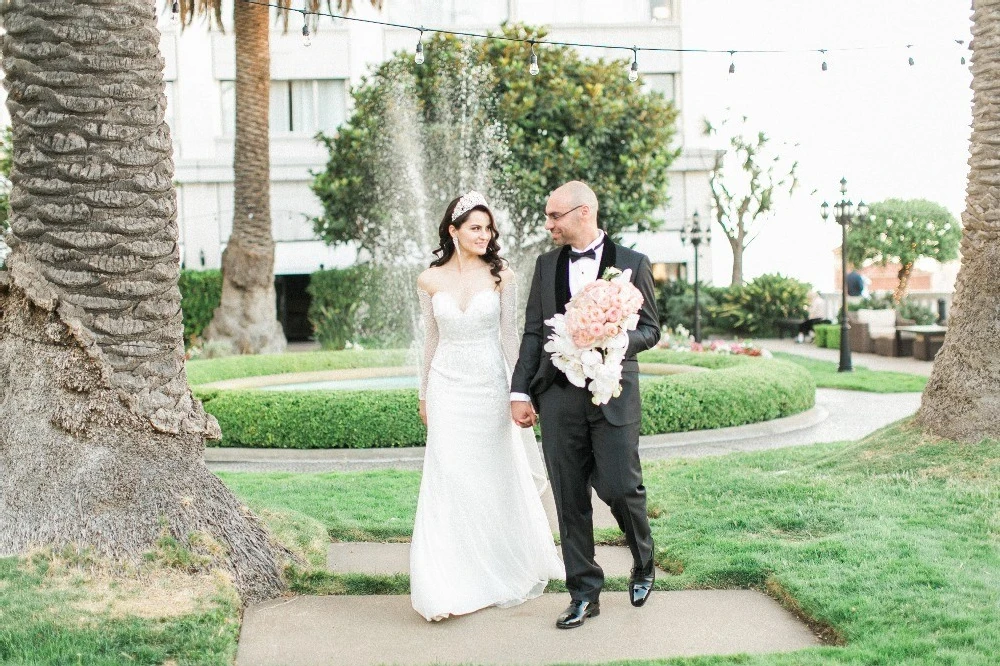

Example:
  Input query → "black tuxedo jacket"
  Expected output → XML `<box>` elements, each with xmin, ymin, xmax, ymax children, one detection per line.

<box><xmin>510</xmin><ymin>240</ymin><xmax>661</xmax><ymax>426</ymax></box>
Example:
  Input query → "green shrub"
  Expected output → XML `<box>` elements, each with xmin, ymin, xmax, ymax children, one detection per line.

<box><xmin>178</xmin><ymin>269</ymin><xmax>222</xmax><ymax>347</ymax></box>
<box><xmin>196</xmin><ymin>351</ymin><xmax>815</xmax><ymax>448</ymax></box>
<box><xmin>713</xmin><ymin>273</ymin><xmax>811</xmax><ymax>336</ymax></box>
<box><xmin>307</xmin><ymin>267</ymin><xmax>367</xmax><ymax>350</ymax></box>
<box><xmin>308</xmin><ymin>265</ymin><xmax>416</xmax><ymax>350</ymax></box>
<box><xmin>897</xmin><ymin>299</ymin><xmax>937</xmax><ymax>325</ymax></box>
<box><xmin>814</xmin><ymin>325</ymin><xmax>829</xmax><ymax>347</ymax></box>
<box><xmin>655</xmin><ymin>281</ymin><xmax>725</xmax><ymax>332</ymax></box>
<box><xmin>639</xmin><ymin>356</ymin><xmax>815</xmax><ymax>435</ymax></box>
<box><xmin>820</xmin><ymin>324</ymin><xmax>841</xmax><ymax>349</ymax></box>
<box><xmin>849</xmin><ymin>292</ymin><xmax>894</xmax><ymax>311</ymax></box>
<box><xmin>198</xmin><ymin>389</ymin><xmax>426</xmax><ymax>449</ymax></box>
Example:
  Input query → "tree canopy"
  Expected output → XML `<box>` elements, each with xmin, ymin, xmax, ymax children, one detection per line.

<box><xmin>845</xmin><ymin>198</ymin><xmax>961</xmax><ymax>301</ymax></box>
<box><xmin>311</xmin><ymin>25</ymin><xmax>679</xmax><ymax>261</ymax></box>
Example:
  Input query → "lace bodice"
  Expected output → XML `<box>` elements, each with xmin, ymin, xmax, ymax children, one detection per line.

<box><xmin>417</xmin><ymin>284</ymin><xmax>521</xmax><ymax>399</ymax></box>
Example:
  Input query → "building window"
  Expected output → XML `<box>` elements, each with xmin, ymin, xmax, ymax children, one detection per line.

<box><xmin>221</xmin><ymin>79</ymin><xmax>347</xmax><ymax>137</ymax></box>
<box><xmin>642</xmin><ymin>73</ymin><xmax>676</xmax><ymax>102</ymax></box>
<box><xmin>163</xmin><ymin>80</ymin><xmax>177</xmax><ymax>134</ymax></box>
<box><xmin>652</xmin><ymin>262</ymin><xmax>687</xmax><ymax>284</ymax></box>
<box><xmin>650</xmin><ymin>0</ymin><xmax>673</xmax><ymax>21</ymax></box>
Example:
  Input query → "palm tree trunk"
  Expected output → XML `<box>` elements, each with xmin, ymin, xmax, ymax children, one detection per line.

<box><xmin>203</xmin><ymin>0</ymin><xmax>287</xmax><ymax>354</ymax></box>
<box><xmin>916</xmin><ymin>0</ymin><xmax>1000</xmax><ymax>442</ymax></box>
<box><xmin>0</xmin><ymin>0</ymin><xmax>285</xmax><ymax>602</ymax></box>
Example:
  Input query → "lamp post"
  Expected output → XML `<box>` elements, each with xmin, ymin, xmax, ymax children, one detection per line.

<box><xmin>820</xmin><ymin>177</ymin><xmax>869</xmax><ymax>373</ymax></box>
<box><xmin>681</xmin><ymin>210</ymin><xmax>712</xmax><ymax>343</ymax></box>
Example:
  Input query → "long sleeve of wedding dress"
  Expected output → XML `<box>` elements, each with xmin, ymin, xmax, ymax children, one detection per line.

<box><xmin>499</xmin><ymin>282</ymin><xmax>521</xmax><ymax>375</ymax></box>
<box><xmin>417</xmin><ymin>288</ymin><xmax>438</xmax><ymax>400</ymax></box>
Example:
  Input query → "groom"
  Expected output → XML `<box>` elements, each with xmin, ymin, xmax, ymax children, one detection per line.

<box><xmin>511</xmin><ymin>181</ymin><xmax>660</xmax><ymax>629</ymax></box>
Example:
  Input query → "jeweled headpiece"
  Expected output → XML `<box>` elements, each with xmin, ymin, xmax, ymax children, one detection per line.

<box><xmin>451</xmin><ymin>190</ymin><xmax>489</xmax><ymax>221</ymax></box>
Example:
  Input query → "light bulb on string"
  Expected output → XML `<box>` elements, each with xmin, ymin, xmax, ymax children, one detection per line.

<box><xmin>629</xmin><ymin>48</ymin><xmax>639</xmax><ymax>82</ymax></box>
<box><xmin>728</xmin><ymin>51</ymin><xmax>736</xmax><ymax>75</ymax></box>
<box><xmin>302</xmin><ymin>14</ymin><xmax>312</xmax><ymax>47</ymax></box>
<box><xmin>819</xmin><ymin>49</ymin><xmax>828</xmax><ymax>72</ymax></box>
<box><xmin>171</xmin><ymin>0</ymin><xmax>179</xmax><ymax>24</ymax></box>
<box><xmin>529</xmin><ymin>42</ymin><xmax>539</xmax><ymax>76</ymax></box>
<box><xmin>415</xmin><ymin>29</ymin><xmax>425</xmax><ymax>64</ymax></box>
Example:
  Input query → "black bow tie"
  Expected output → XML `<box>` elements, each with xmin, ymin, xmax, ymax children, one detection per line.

<box><xmin>569</xmin><ymin>248</ymin><xmax>596</xmax><ymax>262</ymax></box>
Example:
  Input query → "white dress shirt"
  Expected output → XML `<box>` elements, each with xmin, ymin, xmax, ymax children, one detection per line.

<box><xmin>511</xmin><ymin>232</ymin><xmax>606</xmax><ymax>404</ymax></box>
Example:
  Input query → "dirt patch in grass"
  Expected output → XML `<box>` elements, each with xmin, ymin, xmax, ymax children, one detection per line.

<box><xmin>22</xmin><ymin>548</ymin><xmax>238</xmax><ymax>620</ymax></box>
<box><xmin>67</xmin><ymin>570</ymin><xmax>231</xmax><ymax>619</ymax></box>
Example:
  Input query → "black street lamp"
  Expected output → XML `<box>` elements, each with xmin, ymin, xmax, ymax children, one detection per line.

<box><xmin>681</xmin><ymin>210</ymin><xmax>712</xmax><ymax>343</ymax></box>
<box><xmin>820</xmin><ymin>177</ymin><xmax>869</xmax><ymax>373</ymax></box>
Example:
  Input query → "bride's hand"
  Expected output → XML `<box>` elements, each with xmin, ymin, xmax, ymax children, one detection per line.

<box><xmin>418</xmin><ymin>400</ymin><xmax>427</xmax><ymax>426</ymax></box>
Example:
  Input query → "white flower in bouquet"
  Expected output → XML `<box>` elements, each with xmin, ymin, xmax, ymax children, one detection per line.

<box><xmin>544</xmin><ymin>267</ymin><xmax>645</xmax><ymax>405</ymax></box>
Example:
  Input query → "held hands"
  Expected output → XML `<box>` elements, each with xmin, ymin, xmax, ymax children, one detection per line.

<box><xmin>511</xmin><ymin>400</ymin><xmax>537</xmax><ymax>429</ymax></box>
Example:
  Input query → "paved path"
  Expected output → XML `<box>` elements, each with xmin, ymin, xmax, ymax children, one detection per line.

<box><xmin>237</xmin><ymin>592</ymin><xmax>820</xmax><ymax>666</ymax></box>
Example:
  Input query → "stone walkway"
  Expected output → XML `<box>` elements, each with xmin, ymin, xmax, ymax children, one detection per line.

<box><xmin>760</xmin><ymin>337</ymin><xmax>935</xmax><ymax>376</ymax></box>
<box><xmin>227</xmin><ymin>346</ymin><xmax>926</xmax><ymax>666</ymax></box>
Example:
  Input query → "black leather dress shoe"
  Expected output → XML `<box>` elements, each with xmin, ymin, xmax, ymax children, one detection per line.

<box><xmin>629</xmin><ymin>560</ymin><xmax>655</xmax><ymax>607</ymax></box>
<box><xmin>556</xmin><ymin>600</ymin><xmax>600</xmax><ymax>629</ymax></box>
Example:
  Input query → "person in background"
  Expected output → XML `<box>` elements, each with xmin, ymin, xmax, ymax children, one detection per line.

<box><xmin>797</xmin><ymin>291</ymin><xmax>832</xmax><ymax>343</ymax></box>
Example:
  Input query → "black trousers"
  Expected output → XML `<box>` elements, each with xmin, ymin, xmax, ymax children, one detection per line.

<box><xmin>537</xmin><ymin>382</ymin><xmax>653</xmax><ymax>602</ymax></box>
<box><xmin>798</xmin><ymin>317</ymin><xmax>832</xmax><ymax>335</ymax></box>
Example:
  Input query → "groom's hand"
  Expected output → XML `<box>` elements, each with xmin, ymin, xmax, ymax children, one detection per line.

<box><xmin>511</xmin><ymin>401</ymin><xmax>537</xmax><ymax>428</ymax></box>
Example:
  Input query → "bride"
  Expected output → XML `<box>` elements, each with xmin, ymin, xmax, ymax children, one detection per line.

<box><xmin>410</xmin><ymin>190</ymin><xmax>564</xmax><ymax>622</ymax></box>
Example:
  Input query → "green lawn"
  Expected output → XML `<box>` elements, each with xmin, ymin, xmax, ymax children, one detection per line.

<box><xmin>771</xmin><ymin>352</ymin><xmax>928</xmax><ymax>393</ymax></box>
<box><xmin>7</xmin><ymin>421</ymin><xmax>996</xmax><ymax>664</ymax></box>
<box><xmin>185</xmin><ymin>348</ymin><xmax>412</xmax><ymax>386</ymax></box>
<box><xmin>223</xmin><ymin>421</ymin><xmax>1000</xmax><ymax>665</ymax></box>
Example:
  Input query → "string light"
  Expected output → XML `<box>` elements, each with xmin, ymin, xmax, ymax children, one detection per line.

<box><xmin>415</xmin><ymin>29</ymin><xmax>425</xmax><ymax>64</ymax></box>
<box><xmin>171</xmin><ymin>0</ymin><xmax>179</xmax><ymax>24</ymax></box>
<box><xmin>302</xmin><ymin>15</ymin><xmax>312</xmax><ymax>47</ymax></box>
<box><xmin>237</xmin><ymin>0</ymin><xmax>970</xmax><ymax>78</ymax></box>
<box><xmin>629</xmin><ymin>47</ymin><xmax>639</xmax><ymax>82</ymax></box>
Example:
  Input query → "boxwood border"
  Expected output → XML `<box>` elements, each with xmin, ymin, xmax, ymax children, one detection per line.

<box><xmin>194</xmin><ymin>350</ymin><xmax>815</xmax><ymax>449</ymax></box>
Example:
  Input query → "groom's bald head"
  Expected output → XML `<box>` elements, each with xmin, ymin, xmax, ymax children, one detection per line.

<box><xmin>553</xmin><ymin>181</ymin><xmax>599</xmax><ymax>217</ymax></box>
<box><xmin>546</xmin><ymin>181</ymin><xmax>601</xmax><ymax>248</ymax></box>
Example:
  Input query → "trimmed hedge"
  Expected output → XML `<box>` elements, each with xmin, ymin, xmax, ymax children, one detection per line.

<box><xmin>196</xmin><ymin>351</ymin><xmax>815</xmax><ymax>449</ymax></box>
<box><xmin>637</xmin><ymin>356</ymin><xmax>815</xmax><ymax>435</ymax></box>
<box><xmin>814</xmin><ymin>324</ymin><xmax>841</xmax><ymax>349</ymax></box>
<box><xmin>198</xmin><ymin>388</ymin><xmax>425</xmax><ymax>449</ymax></box>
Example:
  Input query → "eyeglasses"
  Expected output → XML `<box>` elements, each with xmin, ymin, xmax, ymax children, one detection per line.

<box><xmin>545</xmin><ymin>204</ymin><xmax>584</xmax><ymax>221</ymax></box>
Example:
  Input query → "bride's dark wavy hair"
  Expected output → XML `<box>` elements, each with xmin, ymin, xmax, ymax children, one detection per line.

<box><xmin>430</xmin><ymin>196</ymin><xmax>507</xmax><ymax>287</ymax></box>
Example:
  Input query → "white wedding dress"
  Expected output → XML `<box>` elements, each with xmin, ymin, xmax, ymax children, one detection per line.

<box><xmin>411</xmin><ymin>285</ymin><xmax>564</xmax><ymax>622</ymax></box>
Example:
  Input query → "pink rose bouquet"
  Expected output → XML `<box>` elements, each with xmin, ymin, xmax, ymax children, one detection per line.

<box><xmin>544</xmin><ymin>267</ymin><xmax>645</xmax><ymax>405</ymax></box>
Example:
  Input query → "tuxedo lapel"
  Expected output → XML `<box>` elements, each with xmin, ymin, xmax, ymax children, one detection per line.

<box><xmin>555</xmin><ymin>245</ymin><xmax>571</xmax><ymax>314</ymax></box>
<box><xmin>598</xmin><ymin>238</ymin><xmax>617</xmax><ymax>278</ymax></box>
